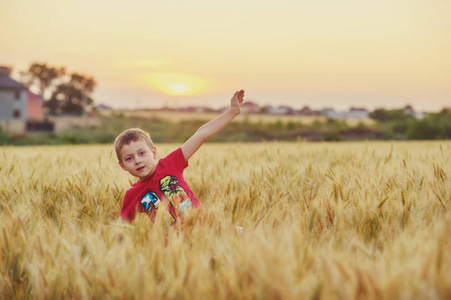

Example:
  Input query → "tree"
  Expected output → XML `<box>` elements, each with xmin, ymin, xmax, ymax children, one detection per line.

<box><xmin>369</xmin><ymin>108</ymin><xmax>413</xmax><ymax>122</ymax></box>
<box><xmin>369</xmin><ymin>108</ymin><xmax>390</xmax><ymax>122</ymax></box>
<box><xmin>20</xmin><ymin>63</ymin><xmax>65</xmax><ymax>99</ymax></box>
<box><xmin>47</xmin><ymin>73</ymin><xmax>96</xmax><ymax>115</ymax></box>
<box><xmin>20</xmin><ymin>63</ymin><xmax>96</xmax><ymax>115</ymax></box>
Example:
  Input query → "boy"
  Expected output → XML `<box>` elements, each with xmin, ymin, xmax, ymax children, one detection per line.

<box><xmin>115</xmin><ymin>90</ymin><xmax>244</xmax><ymax>224</ymax></box>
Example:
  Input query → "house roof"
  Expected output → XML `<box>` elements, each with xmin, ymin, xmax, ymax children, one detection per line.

<box><xmin>0</xmin><ymin>67</ymin><xmax>27</xmax><ymax>90</ymax></box>
<box><xmin>350</xmin><ymin>107</ymin><xmax>368</xmax><ymax>112</ymax></box>
<box><xmin>95</xmin><ymin>104</ymin><xmax>113</xmax><ymax>110</ymax></box>
<box><xmin>242</xmin><ymin>101</ymin><xmax>259</xmax><ymax>108</ymax></box>
<box><xmin>299</xmin><ymin>106</ymin><xmax>312</xmax><ymax>113</ymax></box>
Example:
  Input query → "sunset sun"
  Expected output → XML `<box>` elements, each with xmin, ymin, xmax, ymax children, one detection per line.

<box><xmin>169</xmin><ymin>83</ymin><xmax>189</xmax><ymax>95</ymax></box>
<box><xmin>145</xmin><ymin>73</ymin><xmax>207</xmax><ymax>96</ymax></box>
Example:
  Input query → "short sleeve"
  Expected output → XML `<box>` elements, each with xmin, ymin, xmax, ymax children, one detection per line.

<box><xmin>159</xmin><ymin>147</ymin><xmax>188</xmax><ymax>171</ymax></box>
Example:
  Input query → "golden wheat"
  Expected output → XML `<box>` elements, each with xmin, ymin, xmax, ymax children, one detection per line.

<box><xmin>1</xmin><ymin>141</ymin><xmax>450</xmax><ymax>299</ymax></box>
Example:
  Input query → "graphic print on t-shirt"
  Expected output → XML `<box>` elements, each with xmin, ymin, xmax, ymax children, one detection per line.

<box><xmin>159</xmin><ymin>175</ymin><xmax>190</xmax><ymax>210</ymax></box>
<box><xmin>140</xmin><ymin>191</ymin><xmax>161</xmax><ymax>212</ymax></box>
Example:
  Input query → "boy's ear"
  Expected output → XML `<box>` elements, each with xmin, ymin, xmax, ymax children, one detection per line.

<box><xmin>118</xmin><ymin>161</ymin><xmax>126</xmax><ymax>171</ymax></box>
<box><xmin>152</xmin><ymin>147</ymin><xmax>157</xmax><ymax>159</ymax></box>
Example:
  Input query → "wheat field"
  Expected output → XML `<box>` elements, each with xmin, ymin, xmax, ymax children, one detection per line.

<box><xmin>1</xmin><ymin>141</ymin><xmax>450</xmax><ymax>299</ymax></box>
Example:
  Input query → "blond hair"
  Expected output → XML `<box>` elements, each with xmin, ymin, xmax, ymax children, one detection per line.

<box><xmin>114</xmin><ymin>128</ymin><xmax>154</xmax><ymax>162</ymax></box>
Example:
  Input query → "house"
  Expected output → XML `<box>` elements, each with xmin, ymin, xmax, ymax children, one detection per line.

<box><xmin>279</xmin><ymin>106</ymin><xmax>295</xmax><ymax>115</ymax></box>
<box><xmin>403</xmin><ymin>105</ymin><xmax>425</xmax><ymax>119</ymax></box>
<box><xmin>26</xmin><ymin>91</ymin><xmax>55</xmax><ymax>132</ymax></box>
<box><xmin>268</xmin><ymin>106</ymin><xmax>286</xmax><ymax>115</ymax></box>
<box><xmin>241</xmin><ymin>101</ymin><xmax>260</xmax><ymax>114</ymax></box>
<box><xmin>322</xmin><ymin>107</ymin><xmax>369</xmax><ymax>119</ymax></box>
<box><xmin>95</xmin><ymin>104</ymin><xmax>113</xmax><ymax>111</ymax></box>
<box><xmin>0</xmin><ymin>66</ymin><xmax>28</xmax><ymax>134</ymax></box>
<box><xmin>261</xmin><ymin>105</ymin><xmax>274</xmax><ymax>114</ymax></box>
<box><xmin>403</xmin><ymin>105</ymin><xmax>415</xmax><ymax>116</ymax></box>
<box><xmin>263</xmin><ymin>105</ymin><xmax>293</xmax><ymax>115</ymax></box>
<box><xmin>180</xmin><ymin>106</ymin><xmax>212</xmax><ymax>113</ymax></box>
<box><xmin>299</xmin><ymin>106</ymin><xmax>313</xmax><ymax>116</ymax></box>
<box><xmin>299</xmin><ymin>106</ymin><xmax>322</xmax><ymax>116</ymax></box>
<box><xmin>345</xmin><ymin>107</ymin><xmax>369</xmax><ymax>119</ymax></box>
<box><xmin>321</xmin><ymin>108</ymin><xmax>338</xmax><ymax>118</ymax></box>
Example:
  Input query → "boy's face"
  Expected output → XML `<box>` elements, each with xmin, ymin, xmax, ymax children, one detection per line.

<box><xmin>118</xmin><ymin>140</ymin><xmax>157</xmax><ymax>180</ymax></box>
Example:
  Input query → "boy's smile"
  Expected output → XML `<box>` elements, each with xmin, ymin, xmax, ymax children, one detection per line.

<box><xmin>119</xmin><ymin>140</ymin><xmax>157</xmax><ymax>180</ymax></box>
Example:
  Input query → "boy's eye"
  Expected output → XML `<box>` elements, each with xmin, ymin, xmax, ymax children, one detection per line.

<box><xmin>140</xmin><ymin>151</ymin><xmax>145</xmax><ymax>155</ymax></box>
<box><xmin>125</xmin><ymin>157</ymin><xmax>131</xmax><ymax>161</ymax></box>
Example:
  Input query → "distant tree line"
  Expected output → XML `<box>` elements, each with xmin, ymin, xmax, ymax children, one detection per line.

<box><xmin>370</xmin><ymin>108</ymin><xmax>451</xmax><ymax>140</ymax></box>
<box><xmin>20</xmin><ymin>63</ymin><xmax>95</xmax><ymax>115</ymax></box>
<box><xmin>1</xmin><ymin>109</ymin><xmax>450</xmax><ymax>145</ymax></box>
<box><xmin>369</xmin><ymin>108</ymin><xmax>414</xmax><ymax>122</ymax></box>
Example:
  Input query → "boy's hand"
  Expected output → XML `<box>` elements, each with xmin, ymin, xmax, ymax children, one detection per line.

<box><xmin>231</xmin><ymin>90</ymin><xmax>245</xmax><ymax>110</ymax></box>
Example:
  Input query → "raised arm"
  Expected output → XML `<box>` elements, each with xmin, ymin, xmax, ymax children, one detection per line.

<box><xmin>181</xmin><ymin>90</ymin><xmax>244</xmax><ymax>161</ymax></box>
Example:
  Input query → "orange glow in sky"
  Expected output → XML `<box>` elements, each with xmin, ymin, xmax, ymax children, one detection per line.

<box><xmin>1</xmin><ymin>0</ymin><xmax>450</xmax><ymax>110</ymax></box>
<box><xmin>144</xmin><ymin>73</ymin><xmax>208</xmax><ymax>96</ymax></box>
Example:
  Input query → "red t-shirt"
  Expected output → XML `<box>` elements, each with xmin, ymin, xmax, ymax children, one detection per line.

<box><xmin>120</xmin><ymin>147</ymin><xmax>201</xmax><ymax>223</ymax></box>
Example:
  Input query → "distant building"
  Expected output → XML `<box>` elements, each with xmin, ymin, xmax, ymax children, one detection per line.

<box><xmin>403</xmin><ymin>105</ymin><xmax>425</xmax><ymax>119</ymax></box>
<box><xmin>269</xmin><ymin>107</ymin><xmax>286</xmax><ymax>115</ymax></box>
<box><xmin>241</xmin><ymin>101</ymin><xmax>260</xmax><ymax>114</ymax></box>
<box><xmin>299</xmin><ymin>106</ymin><xmax>313</xmax><ymax>116</ymax></box>
<box><xmin>345</xmin><ymin>107</ymin><xmax>369</xmax><ymax>119</ymax></box>
<box><xmin>403</xmin><ymin>105</ymin><xmax>415</xmax><ymax>116</ymax></box>
<box><xmin>95</xmin><ymin>104</ymin><xmax>113</xmax><ymax>111</ymax></box>
<box><xmin>0</xmin><ymin>66</ymin><xmax>28</xmax><ymax>133</ymax></box>
<box><xmin>279</xmin><ymin>106</ymin><xmax>294</xmax><ymax>115</ymax></box>
<box><xmin>414</xmin><ymin>112</ymin><xmax>425</xmax><ymax>119</ymax></box>
<box><xmin>321</xmin><ymin>108</ymin><xmax>338</xmax><ymax>118</ymax></box>
<box><xmin>298</xmin><ymin>106</ymin><xmax>323</xmax><ymax>116</ymax></box>
<box><xmin>261</xmin><ymin>105</ymin><xmax>274</xmax><ymax>114</ymax></box>
<box><xmin>322</xmin><ymin>107</ymin><xmax>369</xmax><ymax>119</ymax></box>
<box><xmin>262</xmin><ymin>105</ymin><xmax>293</xmax><ymax>115</ymax></box>
<box><xmin>180</xmin><ymin>106</ymin><xmax>212</xmax><ymax>113</ymax></box>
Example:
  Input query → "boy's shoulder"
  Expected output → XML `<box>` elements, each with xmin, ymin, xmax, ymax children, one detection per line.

<box><xmin>125</xmin><ymin>148</ymin><xmax>184</xmax><ymax>187</ymax></box>
<box><xmin>159</xmin><ymin>147</ymin><xmax>188</xmax><ymax>168</ymax></box>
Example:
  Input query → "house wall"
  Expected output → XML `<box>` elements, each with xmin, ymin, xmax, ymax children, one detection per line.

<box><xmin>323</xmin><ymin>110</ymin><xmax>339</xmax><ymax>119</ymax></box>
<box><xmin>0</xmin><ymin>89</ymin><xmax>28</xmax><ymax>121</ymax></box>
<box><xmin>345</xmin><ymin>111</ymin><xmax>369</xmax><ymax>119</ymax></box>
<box><xmin>28</xmin><ymin>100</ymin><xmax>44</xmax><ymax>120</ymax></box>
<box><xmin>0</xmin><ymin>89</ymin><xmax>27</xmax><ymax>134</ymax></box>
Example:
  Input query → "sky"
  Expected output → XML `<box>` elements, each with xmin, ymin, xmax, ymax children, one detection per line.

<box><xmin>1</xmin><ymin>0</ymin><xmax>450</xmax><ymax>111</ymax></box>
